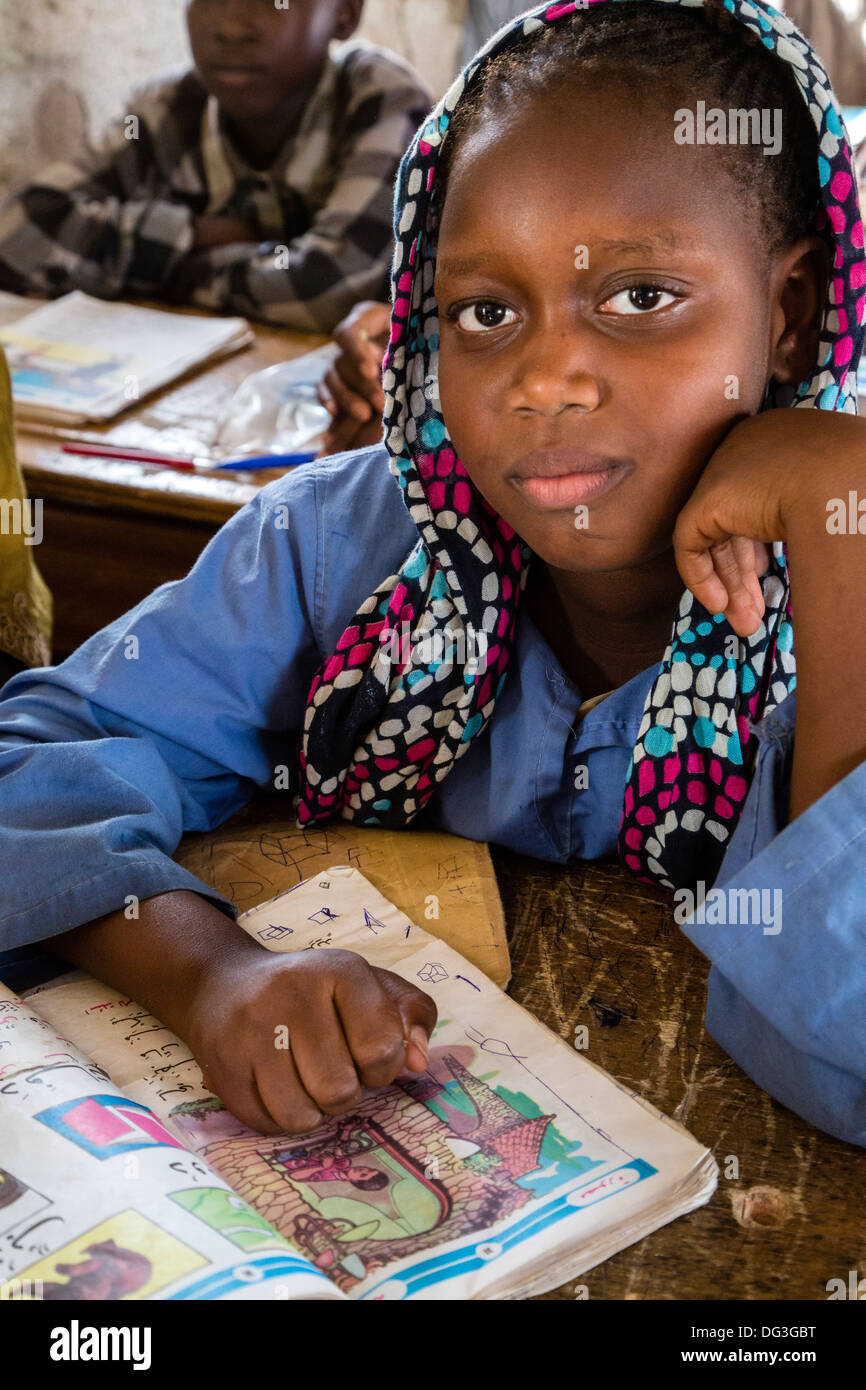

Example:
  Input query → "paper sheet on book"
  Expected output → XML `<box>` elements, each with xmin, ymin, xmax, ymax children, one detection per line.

<box><xmin>9</xmin><ymin>867</ymin><xmax>716</xmax><ymax>1301</ymax></box>
<box><xmin>175</xmin><ymin>821</ymin><xmax>511</xmax><ymax>987</ymax></box>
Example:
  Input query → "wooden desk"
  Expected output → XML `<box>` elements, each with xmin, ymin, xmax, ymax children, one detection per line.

<box><xmin>489</xmin><ymin>847</ymin><xmax>866</xmax><ymax>1301</ymax></box>
<box><xmin>15</xmin><ymin>319</ymin><xmax>328</xmax><ymax>657</ymax></box>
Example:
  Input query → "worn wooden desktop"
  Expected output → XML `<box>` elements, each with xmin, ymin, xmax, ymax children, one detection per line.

<box><xmin>15</xmin><ymin>316</ymin><xmax>328</xmax><ymax>658</ymax></box>
<box><xmin>488</xmin><ymin>846</ymin><xmax>866</xmax><ymax>1302</ymax></box>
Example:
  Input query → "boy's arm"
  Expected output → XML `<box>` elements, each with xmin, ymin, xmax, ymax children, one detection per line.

<box><xmin>0</xmin><ymin>78</ymin><xmax>200</xmax><ymax>301</ymax></box>
<box><xmin>166</xmin><ymin>66</ymin><xmax>433</xmax><ymax>332</ymax></box>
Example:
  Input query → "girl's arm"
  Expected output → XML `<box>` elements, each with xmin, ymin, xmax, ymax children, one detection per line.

<box><xmin>0</xmin><ymin>454</ymin><xmax>436</xmax><ymax>1131</ymax></box>
<box><xmin>672</xmin><ymin>408</ymin><xmax>866</xmax><ymax>1146</ymax></box>
<box><xmin>784</xmin><ymin>455</ymin><xmax>866</xmax><ymax>820</ymax></box>
<box><xmin>0</xmin><ymin>466</ymin><xmax>322</xmax><ymax>948</ymax></box>
<box><xmin>52</xmin><ymin>889</ymin><xmax>435</xmax><ymax>1135</ymax></box>
<box><xmin>673</xmin><ymin>408</ymin><xmax>866</xmax><ymax>822</ymax></box>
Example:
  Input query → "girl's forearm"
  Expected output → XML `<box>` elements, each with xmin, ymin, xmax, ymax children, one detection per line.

<box><xmin>50</xmin><ymin>890</ymin><xmax>261</xmax><ymax>1039</ymax></box>
<box><xmin>785</xmin><ymin>475</ymin><xmax>866</xmax><ymax>822</ymax></box>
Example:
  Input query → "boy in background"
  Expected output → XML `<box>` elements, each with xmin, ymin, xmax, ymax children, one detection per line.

<box><xmin>0</xmin><ymin>0</ymin><xmax>432</xmax><ymax>333</ymax></box>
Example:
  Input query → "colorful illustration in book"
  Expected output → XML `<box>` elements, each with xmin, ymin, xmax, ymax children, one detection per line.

<box><xmin>0</xmin><ymin>1169</ymin><xmax>56</xmax><ymax>1262</ymax></box>
<box><xmin>0</xmin><ymin>1169</ymin><xmax>52</xmax><ymax>1237</ymax></box>
<box><xmin>14</xmin><ymin>1211</ymin><xmax>207</xmax><ymax>1300</ymax></box>
<box><xmin>168</xmin><ymin>1095</ymin><xmax>255</xmax><ymax>1153</ymax></box>
<box><xmin>34</xmin><ymin>1094</ymin><xmax>186</xmax><ymax>1159</ymax></box>
<box><xmin>185</xmin><ymin>1041</ymin><xmax>609</xmax><ymax>1292</ymax></box>
<box><xmin>3</xmin><ymin>340</ymin><xmax>132</xmax><ymax>403</ymax></box>
<box><xmin>169</xmin><ymin>1187</ymin><xmax>296</xmax><ymax>1255</ymax></box>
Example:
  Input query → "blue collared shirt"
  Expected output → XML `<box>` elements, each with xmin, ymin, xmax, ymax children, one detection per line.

<box><xmin>1</xmin><ymin>445</ymin><xmax>863</xmax><ymax>1146</ymax></box>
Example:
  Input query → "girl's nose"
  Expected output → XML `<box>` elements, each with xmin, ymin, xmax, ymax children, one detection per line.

<box><xmin>507</xmin><ymin>328</ymin><xmax>602</xmax><ymax>417</ymax></box>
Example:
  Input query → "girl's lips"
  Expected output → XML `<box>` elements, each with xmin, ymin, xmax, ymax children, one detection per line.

<box><xmin>513</xmin><ymin>463</ymin><xmax>628</xmax><ymax>509</ymax></box>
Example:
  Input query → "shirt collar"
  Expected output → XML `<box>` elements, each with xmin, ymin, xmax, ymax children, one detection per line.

<box><xmin>200</xmin><ymin>49</ymin><xmax>340</xmax><ymax>212</ymax></box>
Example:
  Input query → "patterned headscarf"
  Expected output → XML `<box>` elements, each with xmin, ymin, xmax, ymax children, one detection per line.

<box><xmin>294</xmin><ymin>0</ymin><xmax>866</xmax><ymax>892</ymax></box>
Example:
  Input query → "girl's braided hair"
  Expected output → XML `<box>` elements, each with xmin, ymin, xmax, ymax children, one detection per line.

<box><xmin>433</xmin><ymin>0</ymin><xmax>821</xmax><ymax>253</ymax></box>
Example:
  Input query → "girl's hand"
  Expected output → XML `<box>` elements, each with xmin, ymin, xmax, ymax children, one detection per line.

<box><xmin>186</xmin><ymin>945</ymin><xmax>437</xmax><ymax>1135</ymax></box>
<box><xmin>672</xmin><ymin>409</ymin><xmax>865</xmax><ymax>637</ymax></box>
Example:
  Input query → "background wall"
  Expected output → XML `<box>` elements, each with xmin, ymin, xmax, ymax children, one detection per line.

<box><xmin>0</xmin><ymin>0</ymin><xmax>467</xmax><ymax>192</ymax></box>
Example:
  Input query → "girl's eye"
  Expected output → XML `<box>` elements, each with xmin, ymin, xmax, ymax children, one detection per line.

<box><xmin>452</xmin><ymin>302</ymin><xmax>518</xmax><ymax>333</ymax></box>
<box><xmin>599</xmin><ymin>286</ymin><xmax>678</xmax><ymax>316</ymax></box>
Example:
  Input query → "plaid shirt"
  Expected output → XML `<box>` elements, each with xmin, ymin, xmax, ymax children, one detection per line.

<box><xmin>0</xmin><ymin>41</ymin><xmax>432</xmax><ymax>332</ymax></box>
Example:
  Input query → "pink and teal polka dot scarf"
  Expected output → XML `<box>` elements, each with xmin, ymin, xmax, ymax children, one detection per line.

<box><xmin>294</xmin><ymin>0</ymin><xmax>866</xmax><ymax>893</ymax></box>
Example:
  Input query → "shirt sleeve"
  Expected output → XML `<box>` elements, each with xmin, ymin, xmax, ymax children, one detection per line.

<box><xmin>679</xmin><ymin>692</ymin><xmax>866</xmax><ymax>1147</ymax></box>
<box><xmin>0</xmin><ymin>465</ymin><xmax>323</xmax><ymax>952</ymax></box>
<box><xmin>0</xmin><ymin>89</ymin><xmax>196</xmax><ymax>301</ymax></box>
<box><xmin>0</xmin><ymin>349</ymin><xmax>52</xmax><ymax>668</ymax></box>
<box><xmin>167</xmin><ymin>69</ymin><xmax>432</xmax><ymax>332</ymax></box>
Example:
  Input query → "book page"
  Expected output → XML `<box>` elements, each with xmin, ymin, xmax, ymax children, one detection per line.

<box><xmin>0</xmin><ymin>292</ymin><xmax>251</xmax><ymax>421</ymax></box>
<box><xmin>0</xmin><ymin>983</ymin><xmax>344</xmax><ymax>1302</ymax></box>
<box><xmin>175</xmin><ymin>819</ymin><xmax>511</xmax><ymax>986</ymax></box>
<box><xmin>25</xmin><ymin>868</ymin><xmax>717</xmax><ymax>1301</ymax></box>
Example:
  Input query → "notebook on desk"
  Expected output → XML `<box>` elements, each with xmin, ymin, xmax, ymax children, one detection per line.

<box><xmin>0</xmin><ymin>866</ymin><xmax>716</xmax><ymax>1302</ymax></box>
<box><xmin>0</xmin><ymin>292</ymin><xmax>252</xmax><ymax>426</ymax></box>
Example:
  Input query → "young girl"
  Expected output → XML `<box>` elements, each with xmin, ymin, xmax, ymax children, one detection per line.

<box><xmin>2</xmin><ymin>0</ymin><xmax>866</xmax><ymax>1148</ymax></box>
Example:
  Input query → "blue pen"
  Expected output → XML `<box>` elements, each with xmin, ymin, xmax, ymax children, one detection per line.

<box><xmin>212</xmin><ymin>451</ymin><xmax>319</xmax><ymax>472</ymax></box>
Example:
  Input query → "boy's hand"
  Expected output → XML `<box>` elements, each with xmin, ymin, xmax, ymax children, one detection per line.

<box><xmin>317</xmin><ymin>300</ymin><xmax>389</xmax><ymax>455</ymax></box>
<box><xmin>672</xmin><ymin>409</ymin><xmax>866</xmax><ymax>637</ymax></box>
<box><xmin>192</xmin><ymin>214</ymin><xmax>259</xmax><ymax>250</ymax></box>
<box><xmin>184</xmin><ymin>944</ymin><xmax>437</xmax><ymax>1135</ymax></box>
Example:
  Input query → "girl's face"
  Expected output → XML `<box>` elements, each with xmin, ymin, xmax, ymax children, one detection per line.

<box><xmin>434</xmin><ymin>83</ymin><xmax>816</xmax><ymax>576</ymax></box>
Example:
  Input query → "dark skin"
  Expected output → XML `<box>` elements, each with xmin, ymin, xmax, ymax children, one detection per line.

<box><xmin>186</xmin><ymin>0</ymin><xmax>363</xmax><ymax>247</ymax></box>
<box><xmin>436</xmin><ymin>82</ymin><xmax>866</xmax><ymax>821</ymax></box>
<box><xmin>435</xmin><ymin>84</ymin><xmax>824</xmax><ymax>694</ymax></box>
<box><xmin>52</xmin><ymin>75</ymin><xmax>866</xmax><ymax>1135</ymax></box>
<box><xmin>51</xmin><ymin>892</ymin><xmax>435</xmax><ymax>1137</ymax></box>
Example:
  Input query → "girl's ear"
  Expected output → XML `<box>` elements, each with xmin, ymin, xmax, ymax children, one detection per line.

<box><xmin>768</xmin><ymin>235</ymin><xmax>831</xmax><ymax>386</ymax></box>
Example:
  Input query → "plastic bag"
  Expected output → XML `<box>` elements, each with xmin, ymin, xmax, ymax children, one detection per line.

<box><xmin>213</xmin><ymin>344</ymin><xmax>339</xmax><ymax>460</ymax></box>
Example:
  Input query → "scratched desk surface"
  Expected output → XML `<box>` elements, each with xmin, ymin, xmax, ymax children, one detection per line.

<box><xmin>488</xmin><ymin>848</ymin><xmax>866</xmax><ymax>1301</ymax></box>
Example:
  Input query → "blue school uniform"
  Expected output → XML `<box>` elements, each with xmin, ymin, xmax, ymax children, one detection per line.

<box><xmin>0</xmin><ymin>444</ymin><xmax>864</xmax><ymax>1147</ymax></box>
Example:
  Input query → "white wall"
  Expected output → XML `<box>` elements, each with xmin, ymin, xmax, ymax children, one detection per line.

<box><xmin>0</xmin><ymin>0</ymin><xmax>465</xmax><ymax>191</ymax></box>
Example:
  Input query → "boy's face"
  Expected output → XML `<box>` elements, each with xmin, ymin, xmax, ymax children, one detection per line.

<box><xmin>187</xmin><ymin>0</ymin><xmax>362</xmax><ymax>123</ymax></box>
<box><xmin>434</xmin><ymin>84</ymin><xmax>820</xmax><ymax>577</ymax></box>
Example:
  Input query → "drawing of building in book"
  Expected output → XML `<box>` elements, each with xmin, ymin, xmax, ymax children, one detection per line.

<box><xmin>178</xmin><ymin>1049</ymin><xmax>605</xmax><ymax>1293</ymax></box>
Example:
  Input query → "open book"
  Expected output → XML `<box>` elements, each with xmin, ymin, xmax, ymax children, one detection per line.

<box><xmin>0</xmin><ymin>291</ymin><xmax>251</xmax><ymax>425</ymax></box>
<box><xmin>0</xmin><ymin>868</ymin><xmax>716</xmax><ymax>1301</ymax></box>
